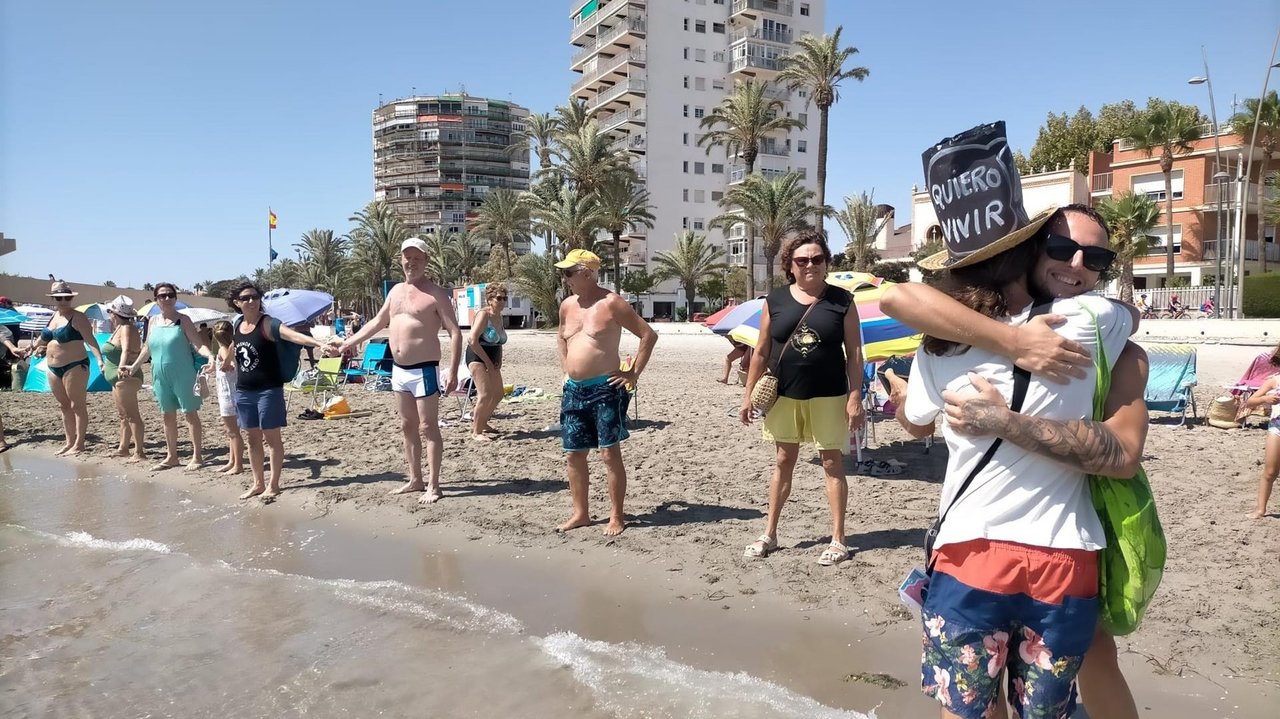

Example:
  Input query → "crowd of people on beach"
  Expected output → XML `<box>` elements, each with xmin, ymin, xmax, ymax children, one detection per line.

<box><xmin>9</xmin><ymin>120</ymin><xmax>1280</xmax><ymax>718</ymax></box>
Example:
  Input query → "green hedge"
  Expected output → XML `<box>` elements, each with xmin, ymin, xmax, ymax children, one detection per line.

<box><xmin>1243</xmin><ymin>273</ymin><xmax>1280</xmax><ymax>317</ymax></box>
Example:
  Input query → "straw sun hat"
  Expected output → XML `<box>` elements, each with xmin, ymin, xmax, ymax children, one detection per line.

<box><xmin>917</xmin><ymin>121</ymin><xmax>1057</xmax><ymax>272</ymax></box>
<box><xmin>106</xmin><ymin>295</ymin><xmax>137</xmax><ymax>318</ymax></box>
<box><xmin>47</xmin><ymin>280</ymin><xmax>78</xmax><ymax>297</ymax></box>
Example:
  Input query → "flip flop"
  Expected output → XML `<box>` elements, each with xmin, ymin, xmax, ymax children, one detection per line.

<box><xmin>150</xmin><ymin>462</ymin><xmax>179</xmax><ymax>472</ymax></box>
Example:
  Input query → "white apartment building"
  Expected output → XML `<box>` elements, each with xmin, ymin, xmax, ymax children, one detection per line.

<box><xmin>569</xmin><ymin>0</ymin><xmax>823</xmax><ymax>319</ymax></box>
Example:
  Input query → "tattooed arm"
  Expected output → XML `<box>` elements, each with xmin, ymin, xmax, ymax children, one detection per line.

<box><xmin>941</xmin><ymin>342</ymin><xmax>1149</xmax><ymax>478</ymax></box>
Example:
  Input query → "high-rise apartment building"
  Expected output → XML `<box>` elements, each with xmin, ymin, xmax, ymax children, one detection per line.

<box><xmin>372</xmin><ymin>94</ymin><xmax>532</xmax><ymax>252</ymax></box>
<box><xmin>570</xmin><ymin>0</ymin><xmax>823</xmax><ymax>317</ymax></box>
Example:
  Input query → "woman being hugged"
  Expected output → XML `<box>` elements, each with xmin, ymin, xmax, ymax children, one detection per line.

<box><xmin>211</xmin><ymin>320</ymin><xmax>244</xmax><ymax>475</ymax></box>
<box><xmin>31</xmin><ymin>281</ymin><xmax>104</xmax><ymax>456</ymax></box>
<box><xmin>465</xmin><ymin>284</ymin><xmax>509</xmax><ymax>440</ymax></box>
<box><xmin>123</xmin><ymin>283</ymin><xmax>214</xmax><ymax>471</ymax></box>
<box><xmin>228</xmin><ymin>281</ymin><xmax>333</xmax><ymax>499</ymax></box>
<box><xmin>739</xmin><ymin>230</ymin><xmax>865</xmax><ymax>566</ymax></box>
<box><xmin>101</xmin><ymin>295</ymin><xmax>147</xmax><ymax>462</ymax></box>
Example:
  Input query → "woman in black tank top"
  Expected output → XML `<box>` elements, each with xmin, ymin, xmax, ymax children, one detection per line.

<box><xmin>738</xmin><ymin>231</ymin><xmax>866</xmax><ymax>566</ymax></box>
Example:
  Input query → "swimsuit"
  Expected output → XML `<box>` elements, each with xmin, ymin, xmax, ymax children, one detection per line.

<box><xmin>100</xmin><ymin>340</ymin><xmax>122</xmax><ymax>385</ymax></box>
<box><xmin>41</xmin><ymin>321</ymin><xmax>83</xmax><ymax>344</ymax></box>
<box><xmin>466</xmin><ymin>320</ymin><xmax>507</xmax><ymax>367</ymax></box>
<box><xmin>391</xmin><ymin>359</ymin><xmax>440</xmax><ymax>398</ymax></box>
<box><xmin>560</xmin><ymin>375</ymin><xmax>631</xmax><ymax>452</ymax></box>
<box><xmin>148</xmin><ymin>323</ymin><xmax>202</xmax><ymax>414</ymax></box>
<box><xmin>46</xmin><ymin>358</ymin><xmax>89</xmax><ymax>379</ymax></box>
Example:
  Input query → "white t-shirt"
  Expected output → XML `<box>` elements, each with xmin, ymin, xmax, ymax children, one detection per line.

<box><xmin>905</xmin><ymin>294</ymin><xmax>1132</xmax><ymax>551</ymax></box>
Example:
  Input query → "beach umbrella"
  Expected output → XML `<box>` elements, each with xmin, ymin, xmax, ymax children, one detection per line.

<box><xmin>137</xmin><ymin>299</ymin><xmax>190</xmax><ymax>317</ymax></box>
<box><xmin>15</xmin><ymin>305</ymin><xmax>54</xmax><ymax>334</ymax></box>
<box><xmin>262</xmin><ymin>288</ymin><xmax>334</xmax><ymax>326</ymax></box>
<box><xmin>710</xmin><ymin>298</ymin><xmax>765</xmax><ymax>335</ymax></box>
<box><xmin>179</xmin><ymin>307</ymin><xmax>230</xmax><ymax>326</ymax></box>
<box><xmin>701</xmin><ymin>301</ymin><xmax>740</xmax><ymax>329</ymax></box>
<box><xmin>75</xmin><ymin>302</ymin><xmax>108</xmax><ymax>322</ymax></box>
<box><xmin>825</xmin><ymin>271</ymin><xmax>883</xmax><ymax>291</ymax></box>
<box><xmin>0</xmin><ymin>308</ymin><xmax>30</xmax><ymax>325</ymax></box>
<box><xmin>728</xmin><ymin>279</ymin><xmax>922</xmax><ymax>362</ymax></box>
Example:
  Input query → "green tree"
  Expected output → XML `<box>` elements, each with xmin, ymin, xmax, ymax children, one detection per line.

<box><xmin>696</xmin><ymin>275</ymin><xmax>729</xmax><ymax>310</ymax></box>
<box><xmin>508</xmin><ymin>112</ymin><xmax>560</xmax><ymax>169</ymax></box>
<box><xmin>870</xmin><ymin>261</ymin><xmax>909</xmax><ymax>283</ymax></box>
<box><xmin>618</xmin><ymin>268</ymin><xmax>659</xmax><ymax>296</ymax></box>
<box><xmin>555</xmin><ymin>97</ymin><xmax>597</xmax><ymax>136</ymax></box>
<box><xmin>724</xmin><ymin>266</ymin><xmax>748</xmax><ymax>300</ymax></box>
<box><xmin>1231</xmin><ymin>90</ymin><xmax>1280</xmax><ymax>273</ymax></box>
<box><xmin>1122</xmin><ymin>100</ymin><xmax>1203</xmax><ymax>279</ymax></box>
<box><xmin>472</xmin><ymin>188</ymin><xmax>531</xmax><ymax>278</ymax></box>
<box><xmin>832</xmin><ymin>190</ymin><xmax>888</xmax><ymax>271</ymax></box>
<box><xmin>512</xmin><ymin>252</ymin><xmax>562</xmax><ymax>327</ymax></box>
<box><xmin>698</xmin><ymin>78</ymin><xmax>805</xmax><ymax>299</ymax></box>
<box><xmin>526</xmin><ymin>185</ymin><xmax>604</xmax><ymax>253</ymax></box>
<box><xmin>347</xmin><ymin>200</ymin><xmax>409</xmax><ymax>303</ymax></box>
<box><xmin>712</xmin><ymin>172</ymin><xmax>817</xmax><ymax>287</ymax></box>
<box><xmin>1096</xmin><ymin>191</ymin><xmax>1161</xmax><ymax>302</ymax></box>
<box><xmin>651</xmin><ymin>231</ymin><xmax>729</xmax><ymax>317</ymax></box>
<box><xmin>423</xmin><ymin>234</ymin><xmax>458</xmax><ymax>287</ymax></box>
<box><xmin>472</xmin><ymin>248</ymin><xmax>508</xmax><ymax>285</ymax></box>
<box><xmin>1020</xmin><ymin>100</ymin><xmax>1144</xmax><ymax>175</ymax></box>
<box><xmin>549</xmin><ymin>119</ymin><xmax>635</xmax><ymax>196</ymax></box>
<box><xmin>449</xmin><ymin>230</ymin><xmax>488</xmax><ymax>285</ymax></box>
<box><xmin>778</xmin><ymin>26</ymin><xmax>868</xmax><ymax>232</ymax></box>
<box><xmin>103</xmin><ymin>280</ymin><xmax>117</xmax><ymax>288</ymax></box>
<box><xmin>595</xmin><ymin>175</ymin><xmax>656</xmax><ymax>289</ymax></box>
<box><xmin>1265</xmin><ymin>171</ymin><xmax>1280</xmax><ymax>227</ymax></box>
<box><xmin>293</xmin><ymin>228</ymin><xmax>350</xmax><ymax>298</ymax></box>
<box><xmin>911</xmin><ymin>235</ymin><xmax>946</xmax><ymax>285</ymax></box>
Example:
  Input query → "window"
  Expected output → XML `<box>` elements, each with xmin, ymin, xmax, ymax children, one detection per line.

<box><xmin>683</xmin><ymin>75</ymin><xmax>690</xmax><ymax>89</ymax></box>
<box><xmin>712</xmin><ymin>78</ymin><xmax>725</xmax><ymax>90</ymax></box>
<box><xmin>1132</xmin><ymin>171</ymin><xmax>1184</xmax><ymax>201</ymax></box>
<box><xmin>694</xmin><ymin>106</ymin><xmax>705</xmax><ymax>118</ymax></box>
<box><xmin>800</xmin><ymin>3</ymin><xmax>810</xmax><ymax>15</ymax></box>
<box><xmin>694</xmin><ymin>77</ymin><xmax>706</xmax><ymax>91</ymax></box>
<box><xmin>695</xmin><ymin>48</ymin><xmax>706</xmax><ymax>62</ymax></box>
<box><xmin>711</xmin><ymin>163</ymin><xmax>724</xmax><ymax>173</ymax></box>
<box><xmin>683</xmin><ymin>17</ymin><xmax>689</xmax><ymax>30</ymax></box>
<box><xmin>693</xmin><ymin>218</ymin><xmax>705</xmax><ymax>230</ymax></box>
<box><xmin>1145</xmin><ymin>224</ymin><xmax>1182</xmax><ymax>255</ymax></box>
<box><xmin>695</xmin><ymin>20</ymin><xmax>706</xmax><ymax>33</ymax></box>
<box><xmin>683</xmin><ymin>217</ymin><xmax>689</xmax><ymax>229</ymax></box>
<box><xmin>694</xmin><ymin>162</ymin><xmax>705</xmax><ymax>174</ymax></box>
<box><xmin>683</xmin><ymin>189</ymin><xmax>690</xmax><ymax>202</ymax></box>
<box><xmin>682</xmin><ymin>132</ymin><xmax>690</xmax><ymax>145</ymax></box>
<box><xmin>683</xmin><ymin>47</ymin><xmax>690</xmax><ymax>60</ymax></box>
<box><xmin>797</xmin><ymin>140</ymin><xmax>807</xmax><ymax>153</ymax></box>
<box><xmin>711</xmin><ymin>191</ymin><xmax>724</xmax><ymax>202</ymax></box>
<box><xmin>683</xmin><ymin>104</ymin><xmax>689</xmax><ymax>117</ymax></box>
<box><xmin>713</xmin><ymin>0</ymin><xmax>724</xmax><ymax>4</ymax></box>
<box><xmin>712</xmin><ymin>51</ymin><xmax>725</xmax><ymax>63</ymax></box>
<box><xmin>799</xmin><ymin>112</ymin><xmax>809</xmax><ymax>125</ymax></box>
<box><xmin>682</xmin><ymin>161</ymin><xmax>690</xmax><ymax>173</ymax></box>
<box><xmin>713</xmin><ymin>22</ymin><xmax>725</xmax><ymax>33</ymax></box>
<box><xmin>694</xmin><ymin>189</ymin><xmax>705</xmax><ymax>203</ymax></box>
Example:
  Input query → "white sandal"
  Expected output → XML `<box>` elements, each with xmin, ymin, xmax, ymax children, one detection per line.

<box><xmin>743</xmin><ymin>534</ymin><xmax>778</xmax><ymax>559</ymax></box>
<box><xmin>817</xmin><ymin>542</ymin><xmax>850</xmax><ymax>566</ymax></box>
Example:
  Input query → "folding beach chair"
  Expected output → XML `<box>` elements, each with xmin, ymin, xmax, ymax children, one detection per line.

<box><xmin>1226</xmin><ymin>351</ymin><xmax>1278</xmax><ymax>427</ymax></box>
<box><xmin>448</xmin><ymin>361</ymin><xmax>478</xmax><ymax>421</ymax></box>
<box><xmin>1141</xmin><ymin>343</ymin><xmax>1199</xmax><ymax>426</ymax></box>
<box><xmin>343</xmin><ymin>340</ymin><xmax>392</xmax><ymax>387</ymax></box>
<box><xmin>285</xmin><ymin>356</ymin><xmax>344</xmax><ymax>410</ymax></box>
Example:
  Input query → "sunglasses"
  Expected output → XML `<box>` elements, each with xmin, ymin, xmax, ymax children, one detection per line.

<box><xmin>53</xmin><ymin>296</ymin><xmax>74</xmax><ymax>302</ymax></box>
<box><xmin>237</xmin><ymin>294</ymin><xmax>261</xmax><ymax>303</ymax></box>
<box><xmin>155</xmin><ymin>293</ymin><xmax>177</xmax><ymax>300</ymax></box>
<box><xmin>1044</xmin><ymin>234</ymin><xmax>1116</xmax><ymax>273</ymax></box>
<box><xmin>561</xmin><ymin>266</ymin><xmax>585</xmax><ymax>278</ymax></box>
<box><xmin>792</xmin><ymin>255</ymin><xmax>827</xmax><ymax>268</ymax></box>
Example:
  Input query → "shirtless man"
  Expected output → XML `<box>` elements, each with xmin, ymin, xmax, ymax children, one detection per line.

<box><xmin>340</xmin><ymin>238</ymin><xmax>462</xmax><ymax>503</ymax></box>
<box><xmin>556</xmin><ymin>250</ymin><xmax>658</xmax><ymax>535</ymax></box>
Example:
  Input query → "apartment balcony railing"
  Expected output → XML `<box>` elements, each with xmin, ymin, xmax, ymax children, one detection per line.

<box><xmin>589</xmin><ymin>77</ymin><xmax>647</xmax><ymax>110</ymax></box>
<box><xmin>571</xmin><ymin>16</ymin><xmax>647</xmax><ymax>66</ymax></box>
<box><xmin>572</xmin><ymin>47</ymin><xmax>647</xmax><ymax>95</ymax></box>
<box><xmin>730</xmin><ymin>53</ymin><xmax>785</xmax><ymax>74</ymax></box>
<box><xmin>728</xmin><ymin>165</ymin><xmax>790</xmax><ymax>183</ymax></box>
<box><xmin>571</xmin><ymin>0</ymin><xmax>644</xmax><ymax>44</ymax></box>
<box><xmin>758</xmin><ymin>143</ymin><xmax>789</xmax><ymax>157</ymax></box>
<box><xmin>1090</xmin><ymin>172</ymin><xmax>1112</xmax><ymax>194</ymax></box>
<box><xmin>609</xmin><ymin>132</ymin><xmax>647</xmax><ymax>153</ymax></box>
<box><xmin>729</xmin><ymin>26</ymin><xmax>793</xmax><ymax>45</ymax></box>
<box><xmin>731</xmin><ymin>0</ymin><xmax>794</xmax><ymax>18</ymax></box>
<box><xmin>761</xmin><ymin>84</ymin><xmax>792</xmax><ymax>101</ymax></box>
<box><xmin>1203</xmin><ymin>181</ymin><xmax>1274</xmax><ymax>207</ymax></box>
<box><xmin>598</xmin><ymin>107</ymin><xmax>645</xmax><ymax>134</ymax></box>
<box><xmin>1116</xmin><ymin>122</ymin><xmax>1231</xmax><ymax>152</ymax></box>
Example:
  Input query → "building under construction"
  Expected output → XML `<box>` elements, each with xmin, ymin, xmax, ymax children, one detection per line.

<box><xmin>372</xmin><ymin>94</ymin><xmax>531</xmax><ymax>250</ymax></box>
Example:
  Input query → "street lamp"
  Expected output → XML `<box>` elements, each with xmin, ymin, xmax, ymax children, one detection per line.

<box><xmin>1232</xmin><ymin>35</ymin><xmax>1280</xmax><ymax>318</ymax></box>
<box><xmin>1189</xmin><ymin>50</ymin><xmax>1227</xmax><ymax>317</ymax></box>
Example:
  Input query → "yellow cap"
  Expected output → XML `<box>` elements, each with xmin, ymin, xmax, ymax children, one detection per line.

<box><xmin>554</xmin><ymin>249</ymin><xmax>601</xmax><ymax>270</ymax></box>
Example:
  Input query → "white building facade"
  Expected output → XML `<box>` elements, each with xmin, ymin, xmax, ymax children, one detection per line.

<box><xmin>569</xmin><ymin>0</ymin><xmax>823</xmax><ymax>318</ymax></box>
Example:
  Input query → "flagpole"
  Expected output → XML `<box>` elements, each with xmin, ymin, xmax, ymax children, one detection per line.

<box><xmin>269</xmin><ymin>206</ymin><xmax>275</xmax><ymax>267</ymax></box>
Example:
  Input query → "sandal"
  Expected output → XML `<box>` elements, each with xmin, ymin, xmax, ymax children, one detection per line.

<box><xmin>858</xmin><ymin>459</ymin><xmax>905</xmax><ymax>477</ymax></box>
<box><xmin>743</xmin><ymin>534</ymin><xmax>779</xmax><ymax>559</ymax></box>
<box><xmin>817</xmin><ymin>542</ymin><xmax>850</xmax><ymax>566</ymax></box>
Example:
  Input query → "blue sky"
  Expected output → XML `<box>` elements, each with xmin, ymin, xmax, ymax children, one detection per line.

<box><xmin>2</xmin><ymin>0</ymin><xmax>1277</xmax><ymax>289</ymax></box>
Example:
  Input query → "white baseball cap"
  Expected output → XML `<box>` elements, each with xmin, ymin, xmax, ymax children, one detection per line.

<box><xmin>400</xmin><ymin>238</ymin><xmax>428</xmax><ymax>256</ymax></box>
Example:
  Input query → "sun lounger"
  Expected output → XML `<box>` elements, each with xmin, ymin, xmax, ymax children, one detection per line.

<box><xmin>1141</xmin><ymin>343</ymin><xmax>1198</xmax><ymax>426</ymax></box>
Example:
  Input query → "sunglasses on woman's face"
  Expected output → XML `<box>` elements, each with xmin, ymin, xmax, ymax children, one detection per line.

<box><xmin>53</xmin><ymin>296</ymin><xmax>74</xmax><ymax>303</ymax></box>
<box><xmin>792</xmin><ymin>255</ymin><xmax>827</xmax><ymax>268</ymax></box>
<box><xmin>1044</xmin><ymin>234</ymin><xmax>1116</xmax><ymax>273</ymax></box>
<box><xmin>237</xmin><ymin>294</ymin><xmax>261</xmax><ymax>303</ymax></box>
<box><xmin>155</xmin><ymin>293</ymin><xmax>177</xmax><ymax>300</ymax></box>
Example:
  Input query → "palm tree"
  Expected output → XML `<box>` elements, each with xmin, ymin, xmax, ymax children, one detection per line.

<box><xmin>652</xmin><ymin>231</ymin><xmax>730</xmax><ymax>317</ymax></box>
<box><xmin>711</xmin><ymin>172</ymin><xmax>817</xmax><ymax>287</ymax></box>
<box><xmin>472</xmin><ymin>188</ymin><xmax>532</xmax><ymax>278</ymax></box>
<box><xmin>422</xmin><ymin>234</ymin><xmax>457</xmax><ymax>287</ymax></box>
<box><xmin>1122</xmin><ymin>100</ymin><xmax>1202</xmax><ymax>279</ymax></box>
<box><xmin>1231</xmin><ymin>90</ymin><xmax>1280</xmax><ymax>272</ymax></box>
<box><xmin>1266</xmin><ymin>171</ymin><xmax>1280</xmax><ymax>227</ymax></box>
<box><xmin>526</xmin><ymin>185</ymin><xmax>605</xmax><ymax>254</ymax></box>
<box><xmin>555</xmin><ymin>97</ymin><xmax>597</xmax><ymax>135</ymax></box>
<box><xmin>293</xmin><ymin>228</ymin><xmax>350</xmax><ymax>297</ymax></box>
<box><xmin>698</xmin><ymin>78</ymin><xmax>805</xmax><ymax>298</ymax></box>
<box><xmin>347</xmin><ymin>200</ymin><xmax>409</xmax><ymax>303</ymax></box>
<box><xmin>507</xmin><ymin>112</ymin><xmax>560</xmax><ymax>169</ymax></box>
<box><xmin>449</xmin><ymin>230</ymin><xmax>488</xmax><ymax>285</ymax></box>
<box><xmin>512</xmin><ymin>252</ymin><xmax>562</xmax><ymax>328</ymax></box>
<box><xmin>549</xmin><ymin>119</ymin><xmax>635</xmax><ymax>196</ymax></box>
<box><xmin>1096</xmin><ymin>191</ymin><xmax>1161</xmax><ymax>303</ymax></box>
<box><xmin>595</xmin><ymin>175</ymin><xmax>656</xmax><ymax>289</ymax></box>
<box><xmin>832</xmin><ymin>191</ymin><xmax>887</xmax><ymax>271</ymax></box>
<box><xmin>778</xmin><ymin>26</ymin><xmax>869</xmax><ymax>233</ymax></box>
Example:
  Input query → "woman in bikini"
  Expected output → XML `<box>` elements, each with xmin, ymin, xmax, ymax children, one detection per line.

<box><xmin>31</xmin><ymin>281</ymin><xmax>104</xmax><ymax>456</ymax></box>
<box><xmin>101</xmin><ymin>295</ymin><xmax>147</xmax><ymax>463</ymax></box>
<box><xmin>122</xmin><ymin>283</ymin><xmax>215</xmax><ymax>471</ymax></box>
<box><xmin>465</xmin><ymin>284</ymin><xmax>509</xmax><ymax>440</ymax></box>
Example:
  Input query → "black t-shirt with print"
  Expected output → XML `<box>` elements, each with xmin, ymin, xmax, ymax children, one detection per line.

<box><xmin>766</xmin><ymin>284</ymin><xmax>853</xmax><ymax>400</ymax></box>
<box><xmin>234</xmin><ymin>319</ymin><xmax>282</xmax><ymax>392</ymax></box>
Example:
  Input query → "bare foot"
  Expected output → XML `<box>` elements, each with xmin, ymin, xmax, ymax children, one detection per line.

<box><xmin>482</xmin><ymin>425</ymin><xmax>499</xmax><ymax>433</ymax></box>
<box><xmin>556</xmin><ymin>514</ymin><xmax>593</xmax><ymax>533</ymax></box>
<box><xmin>716</xmin><ymin>378</ymin><xmax>728</xmax><ymax>384</ymax></box>
<box><xmin>0</xmin><ymin>442</ymin><xmax>9</xmax><ymax>454</ymax></box>
<box><xmin>603</xmin><ymin>518</ymin><xmax>626</xmax><ymax>536</ymax></box>
<box><xmin>55</xmin><ymin>445</ymin><xmax>74</xmax><ymax>456</ymax></box>
<box><xmin>262</xmin><ymin>487</ymin><xmax>280</xmax><ymax>499</ymax></box>
<box><xmin>184</xmin><ymin>460</ymin><xmax>203</xmax><ymax>472</ymax></box>
<box><xmin>419</xmin><ymin>487</ymin><xmax>443</xmax><ymax>504</ymax></box>
<box><xmin>239</xmin><ymin>486</ymin><xmax>265</xmax><ymax>500</ymax></box>
<box><xmin>111</xmin><ymin>449</ymin><xmax>131</xmax><ymax>458</ymax></box>
<box><xmin>223</xmin><ymin>467</ymin><xmax>243</xmax><ymax>476</ymax></box>
<box><xmin>390</xmin><ymin>481</ymin><xmax>425</xmax><ymax>495</ymax></box>
<box><xmin>127</xmin><ymin>455</ymin><xmax>145</xmax><ymax>464</ymax></box>
<box><xmin>1248</xmin><ymin>509</ymin><xmax>1265</xmax><ymax>519</ymax></box>
<box><xmin>470</xmin><ymin>433</ymin><xmax>494</xmax><ymax>442</ymax></box>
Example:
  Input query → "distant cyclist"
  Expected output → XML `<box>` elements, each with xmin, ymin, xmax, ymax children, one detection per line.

<box><xmin>1167</xmin><ymin>293</ymin><xmax>1185</xmax><ymax>318</ymax></box>
<box><xmin>1135</xmin><ymin>293</ymin><xmax>1153</xmax><ymax>319</ymax></box>
<box><xmin>1201</xmin><ymin>296</ymin><xmax>1216</xmax><ymax>318</ymax></box>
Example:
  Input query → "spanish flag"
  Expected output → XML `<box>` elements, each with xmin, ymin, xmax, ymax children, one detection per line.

<box><xmin>269</xmin><ymin>209</ymin><xmax>278</xmax><ymax>230</ymax></box>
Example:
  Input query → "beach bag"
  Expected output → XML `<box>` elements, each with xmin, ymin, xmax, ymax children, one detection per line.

<box><xmin>1085</xmin><ymin>308</ymin><xmax>1166</xmax><ymax>636</ymax></box>
<box><xmin>750</xmin><ymin>297</ymin><xmax>819</xmax><ymax>412</ymax></box>
<box><xmin>234</xmin><ymin>315</ymin><xmax>302</xmax><ymax>385</ymax></box>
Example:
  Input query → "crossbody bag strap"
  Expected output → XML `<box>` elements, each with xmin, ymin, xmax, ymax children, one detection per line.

<box><xmin>769</xmin><ymin>289</ymin><xmax>822</xmax><ymax>374</ymax></box>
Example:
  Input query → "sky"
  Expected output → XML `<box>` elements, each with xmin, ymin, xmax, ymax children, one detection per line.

<box><xmin>2</xmin><ymin>0</ymin><xmax>1278</xmax><ymax>289</ymax></box>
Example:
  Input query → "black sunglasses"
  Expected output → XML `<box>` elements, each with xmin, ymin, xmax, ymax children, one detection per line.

<box><xmin>1044</xmin><ymin>234</ymin><xmax>1116</xmax><ymax>273</ymax></box>
<box><xmin>155</xmin><ymin>293</ymin><xmax>177</xmax><ymax>300</ymax></box>
<box><xmin>561</xmin><ymin>267</ymin><xmax>584</xmax><ymax>278</ymax></box>
<box><xmin>792</xmin><ymin>255</ymin><xmax>827</xmax><ymax>268</ymax></box>
<box><xmin>237</xmin><ymin>294</ymin><xmax>261</xmax><ymax>303</ymax></box>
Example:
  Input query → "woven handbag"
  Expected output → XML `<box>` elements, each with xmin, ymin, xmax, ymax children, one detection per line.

<box><xmin>749</xmin><ymin>296</ymin><xmax>819</xmax><ymax>412</ymax></box>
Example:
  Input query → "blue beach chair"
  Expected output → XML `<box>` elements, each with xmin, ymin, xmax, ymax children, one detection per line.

<box><xmin>1141</xmin><ymin>343</ymin><xmax>1198</xmax><ymax>426</ymax></box>
<box><xmin>343</xmin><ymin>340</ymin><xmax>392</xmax><ymax>386</ymax></box>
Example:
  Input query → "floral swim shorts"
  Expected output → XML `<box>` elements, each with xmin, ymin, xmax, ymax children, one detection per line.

<box><xmin>920</xmin><ymin>539</ymin><xmax>1099</xmax><ymax>719</ymax></box>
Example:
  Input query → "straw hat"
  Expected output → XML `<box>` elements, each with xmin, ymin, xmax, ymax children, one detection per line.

<box><xmin>47</xmin><ymin>280</ymin><xmax>78</xmax><ymax>298</ymax></box>
<box><xmin>106</xmin><ymin>295</ymin><xmax>137</xmax><ymax>318</ymax></box>
<box><xmin>917</xmin><ymin>121</ymin><xmax>1056</xmax><ymax>272</ymax></box>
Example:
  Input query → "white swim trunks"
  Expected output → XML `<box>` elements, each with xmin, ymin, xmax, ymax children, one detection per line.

<box><xmin>391</xmin><ymin>360</ymin><xmax>440</xmax><ymax>397</ymax></box>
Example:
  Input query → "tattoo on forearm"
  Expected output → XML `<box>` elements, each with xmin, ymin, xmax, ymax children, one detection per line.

<box><xmin>992</xmin><ymin>413</ymin><xmax>1129</xmax><ymax>475</ymax></box>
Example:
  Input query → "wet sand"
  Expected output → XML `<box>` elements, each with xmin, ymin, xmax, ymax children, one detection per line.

<box><xmin>3</xmin><ymin>333</ymin><xmax>1278</xmax><ymax>716</ymax></box>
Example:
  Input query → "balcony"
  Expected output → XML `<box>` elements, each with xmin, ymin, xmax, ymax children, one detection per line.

<box><xmin>730</xmin><ymin>52</ymin><xmax>785</xmax><ymax>77</ymax></box>
<box><xmin>1117</xmin><ymin>121</ymin><xmax>1231</xmax><ymax>152</ymax></box>
<box><xmin>728</xmin><ymin>165</ymin><xmax>790</xmax><ymax>183</ymax></box>
<box><xmin>729</xmin><ymin>25</ymin><xmax>793</xmax><ymax>45</ymax></box>
<box><xmin>599</xmin><ymin>107</ymin><xmax>645</xmax><ymax>134</ymax></box>
<box><xmin>609</xmin><ymin>132</ymin><xmax>647</xmax><ymax>154</ymax></box>
<box><xmin>571</xmin><ymin>0</ymin><xmax>645</xmax><ymax>45</ymax></box>
<box><xmin>571</xmin><ymin>47</ymin><xmax>647</xmax><ymax>95</ymax></box>
<box><xmin>730</xmin><ymin>0</ymin><xmax>794</xmax><ymax>22</ymax></box>
<box><xmin>571</xmin><ymin>16</ymin><xmax>647</xmax><ymax>68</ymax></box>
<box><xmin>587</xmin><ymin>77</ymin><xmax>647</xmax><ymax>112</ymax></box>
<box><xmin>758</xmin><ymin>141</ymin><xmax>789</xmax><ymax>157</ymax></box>
<box><xmin>1090</xmin><ymin>172</ymin><xmax>1112</xmax><ymax>195</ymax></box>
<box><xmin>1203</xmin><ymin>181</ymin><xmax>1274</xmax><ymax>207</ymax></box>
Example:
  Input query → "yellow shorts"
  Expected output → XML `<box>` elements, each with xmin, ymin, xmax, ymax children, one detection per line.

<box><xmin>762</xmin><ymin>394</ymin><xmax>849</xmax><ymax>450</ymax></box>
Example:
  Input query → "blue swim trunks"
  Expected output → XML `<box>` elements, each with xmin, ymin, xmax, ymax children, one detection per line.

<box><xmin>561</xmin><ymin>375</ymin><xmax>631</xmax><ymax>452</ymax></box>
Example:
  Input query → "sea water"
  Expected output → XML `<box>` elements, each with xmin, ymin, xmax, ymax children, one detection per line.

<box><xmin>0</xmin><ymin>453</ymin><xmax>878</xmax><ymax>718</ymax></box>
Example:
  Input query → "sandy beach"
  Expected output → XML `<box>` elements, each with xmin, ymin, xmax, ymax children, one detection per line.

<box><xmin>3</xmin><ymin>331</ymin><xmax>1278</xmax><ymax>716</ymax></box>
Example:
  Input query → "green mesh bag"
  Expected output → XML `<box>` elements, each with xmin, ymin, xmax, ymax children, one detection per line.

<box><xmin>1084</xmin><ymin>306</ymin><xmax>1166</xmax><ymax>635</ymax></box>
